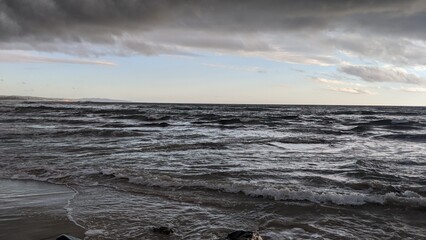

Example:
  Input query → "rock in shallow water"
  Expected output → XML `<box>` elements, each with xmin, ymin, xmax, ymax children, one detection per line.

<box><xmin>227</xmin><ymin>231</ymin><xmax>263</xmax><ymax>240</ymax></box>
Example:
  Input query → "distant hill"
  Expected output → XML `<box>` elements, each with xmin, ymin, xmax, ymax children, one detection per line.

<box><xmin>0</xmin><ymin>95</ymin><xmax>62</xmax><ymax>101</ymax></box>
<box><xmin>0</xmin><ymin>95</ymin><xmax>128</xmax><ymax>103</ymax></box>
<box><xmin>77</xmin><ymin>98</ymin><xmax>129</xmax><ymax>103</ymax></box>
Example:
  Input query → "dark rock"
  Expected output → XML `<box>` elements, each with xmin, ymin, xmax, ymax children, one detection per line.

<box><xmin>143</xmin><ymin>122</ymin><xmax>169</xmax><ymax>127</ymax></box>
<box><xmin>56</xmin><ymin>234</ymin><xmax>81</xmax><ymax>240</ymax></box>
<box><xmin>218</xmin><ymin>118</ymin><xmax>242</xmax><ymax>125</ymax></box>
<box><xmin>350</xmin><ymin>125</ymin><xmax>371</xmax><ymax>132</ymax></box>
<box><xmin>227</xmin><ymin>231</ymin><xmax>263</xmax><ymax>240</ymax></box>
<box><xmin>152</xmin><ymin>226</ymin><xmax>174</xmax><ymax>235</ymax></box>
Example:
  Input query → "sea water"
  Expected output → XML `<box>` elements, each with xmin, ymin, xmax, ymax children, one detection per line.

<box><xmin>0</xmin><ymin>101</ymin><xmax>425</xmax><ymax>239</ymax></box>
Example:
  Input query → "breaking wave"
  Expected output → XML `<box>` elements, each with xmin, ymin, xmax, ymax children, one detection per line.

<box><xmin>93</xmin><ymin>171</ymin><xmax>426</xmax><ymax>208</ymax></box>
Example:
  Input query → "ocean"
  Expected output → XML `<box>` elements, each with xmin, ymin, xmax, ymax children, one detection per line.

<box><xmin>0</xmin><ymin>101</ymin><xmax>425</xmax><ymax>239</ymax></box>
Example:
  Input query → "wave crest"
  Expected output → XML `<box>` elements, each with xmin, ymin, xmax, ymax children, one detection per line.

<box><xmin>117</xmin><ymin>172</ymin><xmax>426</xmax><ymax>208</ymax></box>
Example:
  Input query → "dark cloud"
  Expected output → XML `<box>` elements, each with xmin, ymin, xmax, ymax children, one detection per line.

<box><xmin>2</xmin><ymin>1</ymin><xmax>424</xmax><ymax>37</ymax></box>
<box><xmin>0</xmin><ymin>1</ymin><xmax>419</xmax><ymax>36</ymax></box>
<box><xmin>340</xmin><ymin>65</ymin><xmax>425</xmax><ymax>85</ymax></box>
<box><xmin>0</xmin><ymin>0</ymin><xmax>426</xmax><ymax>66</ymax></box>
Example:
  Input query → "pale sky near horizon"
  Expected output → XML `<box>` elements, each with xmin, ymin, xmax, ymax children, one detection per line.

<box><xmin>1</xmin><ymin>0</ymin><xmax>426</xmax><ymax>105</ymax></box>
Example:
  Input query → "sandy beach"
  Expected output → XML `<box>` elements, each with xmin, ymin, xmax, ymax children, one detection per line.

<box><xmin>0</xmin><ymin>179</ymin><xmax>85</xmax><ymax>240</ymax></box>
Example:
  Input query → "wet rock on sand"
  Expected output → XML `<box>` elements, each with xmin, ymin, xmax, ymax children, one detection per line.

<box><xmin>227</xmin><ymin>231</ymin><xmax>263</xmax><ymax>240</ymax></box>
<box><xmin>56</xmin><ymin>234</ymin><xmax>81</xmax><ymax>240</ymax></box>
<box><xmin>152</xmin><ymin>226</ymin><xmax>174</xmax><ymax>235</ymax></box>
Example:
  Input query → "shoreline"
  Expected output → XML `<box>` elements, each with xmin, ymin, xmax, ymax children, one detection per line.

<box><xmin>0</xmin><ymin>179</ymin><xmax>85</xmax><ymax>240</ymax></box>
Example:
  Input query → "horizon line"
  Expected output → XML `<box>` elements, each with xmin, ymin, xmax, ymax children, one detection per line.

<box><xmin>1</xmin><ymin>94</ymin><xmax>425</xmax><ymax>108</ymax></box>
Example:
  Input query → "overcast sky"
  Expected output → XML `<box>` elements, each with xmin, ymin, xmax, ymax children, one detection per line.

<box><xmin>1</xmin><ymin>0</ymin><xmax>426</xmax><ymax>105</ymax></box>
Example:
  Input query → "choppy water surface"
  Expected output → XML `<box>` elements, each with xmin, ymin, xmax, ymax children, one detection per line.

<box><xmin>0</xmin><ymin>101</ymin><xmax>425</xmax><ymax>239</ymax></box>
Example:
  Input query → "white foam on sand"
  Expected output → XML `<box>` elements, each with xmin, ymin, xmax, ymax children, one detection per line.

<box><xmin>64</xmin><ymin>185</ymin><xmax>87</xmax><ymax>230</ymax></box>
<box><xmin>85</xmin><ymin>229</ymin><xmax>105</xmax><ymax>236</ymax></box>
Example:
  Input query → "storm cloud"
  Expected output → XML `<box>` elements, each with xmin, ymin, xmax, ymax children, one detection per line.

<box><xmin>1</xmin><ymin>0</ymin><xmax>426</xmax><ymax>69</ymax></box>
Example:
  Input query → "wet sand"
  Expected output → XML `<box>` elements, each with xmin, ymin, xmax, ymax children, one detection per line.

<box><xmin>0</xmin><ymin>179</ymin><xmax>85</xmax><ymax>240</ymax></box>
